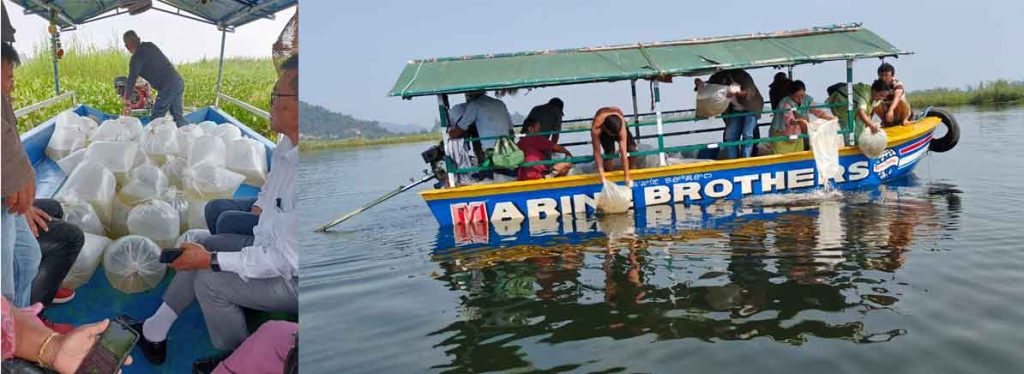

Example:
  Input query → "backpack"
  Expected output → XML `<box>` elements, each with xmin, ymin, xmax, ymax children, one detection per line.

<box><xmin>490</xmin><ymin>136</ymin><xmax>524</xmax><ymax>170</ymax></box>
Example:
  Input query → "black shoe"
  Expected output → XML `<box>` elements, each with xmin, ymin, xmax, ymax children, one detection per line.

<box><xmin>192</xmin><ymin>352</ymin><xmax>231</xmax><ymax>374</ymax></box>
<box><xmin>117</xmin><ymin>315</ymin><xmax>167</xmax><ymax>365</ymax></box>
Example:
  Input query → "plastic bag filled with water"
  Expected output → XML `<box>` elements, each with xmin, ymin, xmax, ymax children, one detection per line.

<box><xmin>61</xmin><ymin>233</ymin><xmax>111</xmax><ymax>290</ymax></box>
<box><xmin>596</xmin><ymin>180</ymin><xmax>632</xmax><ymax>214</ymax></box>
<box><xmin>84</xmin><ymin>141</ymin><xmax>139</xmax><ymax>182</ymax></box>
<box><xmin>162</xmin><ymin>188</ymin><xmax>190</xmax><ymax>233</ymax></box>
<box><xmin>62</xmin><ymin>199</ymin><xmax>105</xmax><ymax>236</ymax></box>
<box><xmin>127</xmin><ymin>200</ymin><xmax>180</xmax><ymax>247</ymax></box>
<box><xmin>91</xmin><ymin>117</ymin><xmax>143</xmax><ymax>142</ymax></box>
<box><xmin>56</xmin><ymin>161</ymin><xmax>117</xmax><ymax>227</ymax></box>
<box><xmin>696</xmin><ymin>84</ymin><xmax>737</xmax><ymax>118</ymax></box>
<box><xmin>176</xmin><ymin>125</ymin><xmax>205</xmax><ymax>159</ymax></box>
<box><xmin>188</xmin><ymin>135</ymin><xmax>227</xmax><ymax>167</ymax></box>
<box><xmin>140</xmin><ymin>122</ymin><xmax>179</xmax><ymax>162</ymax></box>
<box><xmin>807</xmin><ymin>118</ymin><xmax>844</xmax><ymax>185</ymax></box>
<box><xmin>119</xmin><ymin>164</ymin><xmax>169</xmax><ymax>205</ymax></box>
<box><xmin>161</xmin><ymin>155</ymin><xmax>190</xmax><ymax>189</ymax></box>
<box><xmin>186</xmin><ymin>198</ymin><xmax>210</xmax><ymax>229</ymax></box>
<box><xmin>210</xmin><ymin>124</ymin><xmax>242</xmax><ymax>143</ymax></box>
<box><xmin>197</xmin><ymin>121</ymin><xmax>218</xmax><ymax>134</ymax></box>
<box><xmin>858</xmin><ymin>126</ymin><xmax>888</xmax><ymax>159</ymax></box>
<box><xmin>175</xmin><ymin>229</ymin><xmax>212</xmax><ymax>247</ymax></box>
<box><xmin>226</xmin><ymin>138</ymin><xmax>267</xmax><ymax>186</ymax></box>
<box><xmin>46</xmin><ymin>111</ymin><xmax>90</xmax><ymax>160</ymax></box>
<box><xmin>103</xmin><ymin>235</ymin><xmax>166</xmax><ymax>294</ymax></box>
<box><xmin>56</xmin><ymin>148</ymin><xmax>87</xmax><ymax>175</ymax></box>
<box><xmin>183</xmin><ymin>163</ymin><xmax>245</xmax><ymax>200</ymax></box>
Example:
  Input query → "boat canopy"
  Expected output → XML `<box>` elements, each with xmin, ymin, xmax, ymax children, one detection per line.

<box><xmin>389</xmin><ymin>23</ymin><xmax>909</xmax><ymax>98</ymax></box>
<box><xmin>11</xmin><ymin>0</ymin><xmax>295</xmax><ymax>30</ymax></box>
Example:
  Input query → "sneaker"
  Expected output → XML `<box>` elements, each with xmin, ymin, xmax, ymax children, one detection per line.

<box><xmin>52</xmin><ymin>288</ymin><xmax>75</xmax><ymax>304</ymax></box>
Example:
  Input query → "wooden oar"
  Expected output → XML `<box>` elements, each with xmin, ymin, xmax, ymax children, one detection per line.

<box><xmin>314</xmin><ymin>174</ymin><xmax>436</xmax><ymax>232</ymax></box>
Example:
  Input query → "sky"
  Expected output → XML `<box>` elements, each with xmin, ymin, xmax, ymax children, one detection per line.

<box><xmin>301</xmin><ymin>0</ymin><xmax>1023</xmax><ymax>128</ymax></box>
<box><xmin>2</xmin><ymin>1</ymin><xmax>295</xmax><ymax>63</ymax></box>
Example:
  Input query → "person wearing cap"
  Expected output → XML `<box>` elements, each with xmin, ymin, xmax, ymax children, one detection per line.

<box><xmin>122</xmin><ymin>30</ymin><xmax>187</xmax><ymax>126</ymax></box>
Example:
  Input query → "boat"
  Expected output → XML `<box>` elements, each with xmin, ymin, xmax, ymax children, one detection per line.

<box><xmin>10</xmin><ymin>1</ymin><xmax>295</xmax><ymax>372</ymax></box>
<box><xmin>388</xmin><ymin>23</ymin><xmax>959</xmax><ymax>231</ymax></box>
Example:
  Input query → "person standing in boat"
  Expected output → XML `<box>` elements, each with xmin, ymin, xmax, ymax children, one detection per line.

<box><xmin>875</xmin><ymin>63</ymin><xmax>911</xmax><ymax>126</ymax></box>
<box><xmin>448</xmin><ymin>91</ymin><xmax>514</xmax><ymax>154</ymax></box>
<box><xmin>590</xmin><ymin>107</ymin><xmax>635</xmax><ymax>186</ymax></box>
<box><xmin>770</xmin><ymin>80</ymin><xmax>836</xmax><ymax>154</ymax></box>
<box><xmin>121</xmin><ymin>30</ymin><xmax>187</xmax><ymax>126</ymax></box>
<box><xmin>706</xmin><ymin>69</ymin><xmax>765</xmax><ymax>159</ymax></box>
<box><xmin>526</xmin><ymin>97</ymin><xmax>565</xmax><ymax>143</ymax></box>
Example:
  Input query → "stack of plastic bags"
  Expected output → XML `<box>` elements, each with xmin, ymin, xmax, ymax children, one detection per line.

<box><xmin>48</xmin><ymin>110</ymin><xmax>265</xmax><ymax>293</ymax></box>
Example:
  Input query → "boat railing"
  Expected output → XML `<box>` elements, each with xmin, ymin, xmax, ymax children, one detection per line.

<box><xmin>448</xmin><ymin>102</ymin><xmax>849</xmax><ymax>175</ymax></box>
<box><xmin>13</xmin><ymin>91</ymin><xmax>77</xmax><ymax>119</ymax></box>
<box><xmin>216</xmin><ymin>92</ymin><xmax>270</xmax><ymax>121</ymax></box>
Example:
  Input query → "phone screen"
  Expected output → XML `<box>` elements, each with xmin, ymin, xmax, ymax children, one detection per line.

<box><xmin>75</xmin><ymin>319</ymin><xmax>139</xmax><ymax>374</ymax></box>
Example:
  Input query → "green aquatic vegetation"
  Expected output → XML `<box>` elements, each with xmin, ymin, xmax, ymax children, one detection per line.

<box><xmin>910</xmin><ymin>80</ymin><xmax>1024</xmax><ymax>108</ymax></box>
<box><xmin>11</xmin><ymin>44</ymin><xmax>276</xmax><ymax>136</ymax></box>
<box><xmin>302</xmin><ymin>133</ymin><xmax>440</xmax><ymax>151</ymax></box>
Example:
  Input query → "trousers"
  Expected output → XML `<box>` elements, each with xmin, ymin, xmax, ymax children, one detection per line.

<box><xmin>30</xmin><ymin>199</ymin><xmax>84</xmax><ymax>306</ymax></box>
<box><xmin>205</xmin><ymin>198</ymin><xmax>259</xmax><ymax>236</ymax></box>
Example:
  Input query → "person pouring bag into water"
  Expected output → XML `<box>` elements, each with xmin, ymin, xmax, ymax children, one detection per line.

<box><xmin>121</xmin><ymin>30</ymin><xmax>187</xmax><ymax>126</ymax></box>
<box><xmin>705</xmin><ymin>69</ymin><xmax>765</xmax><ymax>159</ymax></box>
<box><xmin>590</xmin><ymin>107</ymin><xmax>635</xmax><ymax>187</ymax></box>
<box><xmin>827</xmin><ymin>79</ymin><xmax>890</xmax><ymax>140</ymax></box>
<box><xmin>117</xmin><ymin>56</ymin><xmax>300</xmax><ymax>368</ymax></box>
<box><xmin>770</xmin><ymin>80</ymin><xmax>836</xmax><ymax>154</ymax></box>
<box><xmin>876</xmin><ymin>62</ymin><xmax>911</xmax><ymax>126</ymax></box>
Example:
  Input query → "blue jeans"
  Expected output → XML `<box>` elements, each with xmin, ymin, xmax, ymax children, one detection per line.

<box><xmin>2</xmin><ymin>208</ymin><xmax>15</xmax><ymax>303</ymax></box>
<box><xmin>205</xmin><ymin>198</ymin><xmax>260</xmax><ymax>236</ymax></box>
<box><xmin>152</xmin><ymin>78</ymin><xmax>187</xmax><ymax>127</ymax></box>
<box><xmin>723</xmin><ymin>114</ymin><xmax>757</xmax><ymax>159</ymax></box>
<box><xmin>8</xmin><ymin>213</ymin><xmax>41</xmax><ymax>308</ymax></box>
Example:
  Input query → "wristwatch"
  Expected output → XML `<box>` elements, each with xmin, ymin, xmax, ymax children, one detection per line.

<box><xmin>210</xmin><ymin>252</ymin><xmax>221</xmax><ymax>272</ymax></box>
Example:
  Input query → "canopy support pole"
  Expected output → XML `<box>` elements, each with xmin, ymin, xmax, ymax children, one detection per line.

<box><xmin>214</xmin><ymin>29</ymin><xmax>227</xmax><ymax>107</ymax></box>
<box><xmin>653</xmin><ymin>81</ymin><xmax>666</xmax><ymax>167</ymax></box>
<box><xmin>787</xmin><ymin>66</ymin><xmax>793</xmax><ymax>79</ymax></box>
<box><xmin>631</xmin><ymin>80</ymin><xmax>640</xmax><ymax>138</ymax></box>
<box><xmin>49</xmin><ymin>19</ymin><xmax>60</xmax><ymax>96</ymax></box>
<box><xmin>845</xmin><ymin>59</ymin><xmax>855</xmax><ymax>146</ymax></box>
<box><xmin>437</xmin><ymin>94</ymin><xmax>456</xmax><ymax>187</ymax></box>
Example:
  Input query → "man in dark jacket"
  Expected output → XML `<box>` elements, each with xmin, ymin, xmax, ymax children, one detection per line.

<box><xmin>122</xmin><ymin>30</ymin><xmax>187</xmax><ymax>126</ymax></box>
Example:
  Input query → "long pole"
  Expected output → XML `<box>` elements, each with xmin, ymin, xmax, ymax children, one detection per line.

<box><xmin>845</xmin><ymin>59</ymin><xmax>855</xmax><ymax>145</ymax></box>
<box><xmin>631</xmin><ymin>79</ymin><xmax>640</xmax><ymax>138</ymax></box>
<box><xmin>49</xmin><ymin>20</ymin><xmax>60</xmax><ymax>96</ymax></box>
<box><xmin>653</xmin><ymin>80</ymin><xmax>666</xmax><ymax>166</ymax></box>
<box><xmin>214</xmin><ymin>29</ymin><xmax>227</xmax><ymax>107</ymax></box>
<box><xmin>314</xmin><ymin>174</ymin><xmax>435</xmax><ymax>232</ymax></box>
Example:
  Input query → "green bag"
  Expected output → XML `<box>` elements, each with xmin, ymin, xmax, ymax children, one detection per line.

<box><xmin>490</xmin><ymin>136</ymin><xmax>524</xmax><ymax>170</ymax></box>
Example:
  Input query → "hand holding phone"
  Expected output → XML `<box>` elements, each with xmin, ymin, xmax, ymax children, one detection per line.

<box><xmin>73</xmin><ymin>319</ymin><xmax>138</xmax><ymax>374</ymax></box>
<box><xmin>160</xmin><ymin>248</ymin><xmax>184</xmax><ymax>264</ymax></box>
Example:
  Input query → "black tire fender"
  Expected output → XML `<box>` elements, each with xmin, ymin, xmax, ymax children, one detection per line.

<box><xmin>927</xmin><ymin>107</ymin><xmax>959</xmax><ymax>153</ymax></box>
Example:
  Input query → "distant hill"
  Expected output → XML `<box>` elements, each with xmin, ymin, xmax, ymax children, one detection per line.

<box><xmin>300</xmin><ymin>101</ymin><xmax>430</xmax><ymax>139</ymax></box>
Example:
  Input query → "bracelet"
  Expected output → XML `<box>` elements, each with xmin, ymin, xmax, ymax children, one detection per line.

<box><xmin>37</xmin><ymin>332</ymin><xmax>59</xmax><ymax>368</ymax></box>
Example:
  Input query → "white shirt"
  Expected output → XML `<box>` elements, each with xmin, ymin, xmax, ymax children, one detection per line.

<box><xmin>218</xmin><ymin>135</ymin><xmax>298</xmax><ymax>280</ymax></box>
<box><xmin>455</xmin><ymin>95</ymin><xmax>513</xmax><ymax>149</ymax></box>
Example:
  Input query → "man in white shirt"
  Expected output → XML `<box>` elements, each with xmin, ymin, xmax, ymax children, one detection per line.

<box><xmin>448</xmin><ymin>91</ymin><xmax>513</xmax><ymax>150</ymax></box>
<box><xmin>122</xmin><ymin>56</ymin><xmax>299</xmax><ymax>365</ymax></box>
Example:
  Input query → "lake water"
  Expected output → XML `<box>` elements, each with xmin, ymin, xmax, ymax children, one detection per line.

<box><xmin>298</xmin><ymin>107</ymin><xmax>1024</xmax><ymax>373</ymax></box>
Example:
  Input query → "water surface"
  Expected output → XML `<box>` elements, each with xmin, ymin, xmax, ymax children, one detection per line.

<box><xmin>299</xmin><ymin>107</ymin><xmax>1024</xmax><ymax>373</ymax></box>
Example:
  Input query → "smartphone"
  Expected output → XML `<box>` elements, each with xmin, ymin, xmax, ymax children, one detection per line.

<box><xmin>159</xmin><ymin>248</ymin><xmax>184</xmax><ymax>263</ymax></box>
<box><xmin>74</xmin><ymin>318</ymin><xmax>138</xmax><ymax>374</ymax></box>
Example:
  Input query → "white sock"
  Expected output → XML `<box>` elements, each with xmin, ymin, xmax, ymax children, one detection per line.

<box><xmin>142</xmin><ymin>303</ymin><xmax>178</xmax><ymax>342</ymax></box>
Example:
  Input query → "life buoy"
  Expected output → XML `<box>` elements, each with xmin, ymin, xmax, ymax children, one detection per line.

<box><xmin>927</xmin><ymin>107</ymin><xmax>959</xmax><ymax>152</ymax></box>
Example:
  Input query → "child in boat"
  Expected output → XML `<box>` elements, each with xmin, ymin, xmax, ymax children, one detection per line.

<box><xmin>517</xmin><ymin>117</ymin><xmax>573</xmax><ymax>181</ymax></box>
<box><xmin>590</xmin><ymin>107</ymin><xmax>635</xmax><ymax>186</ymax></box>
<box><xmin>827</xmin><ymin>79</ymin><xmax>889</xmax><ymax>140</ymax></box>
<box><xmin>876</xmin><ymin>63</ymin><xmax>911</xmax><ymax>126</ymax></box>
<box><xmin>770</xmin><ymin>80</ymin><xmax>835</xmax><ymax>154</ymax></box>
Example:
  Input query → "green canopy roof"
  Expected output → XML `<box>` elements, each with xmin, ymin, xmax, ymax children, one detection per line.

<box><xmin>389</xmin><ymin>23</ymin><xmax>910</xmax><ymax>98</ymax></box>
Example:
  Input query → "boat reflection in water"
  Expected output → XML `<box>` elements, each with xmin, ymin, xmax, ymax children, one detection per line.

<box><xmin>429</xmin><ymin>181</ymin><xmax>961</xmax><ymax>371</ymax></box>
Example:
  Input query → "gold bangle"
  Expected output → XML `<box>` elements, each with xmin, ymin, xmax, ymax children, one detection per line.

<box><xmin>37</xmin><ymin>332</ymin><xmax>59</xmax><ymax>368</ymax></box>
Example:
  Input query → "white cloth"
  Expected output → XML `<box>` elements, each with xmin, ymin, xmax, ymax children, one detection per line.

<box><xmin>447</xmin><ymin>137</ymin><xmax>477</xmax><ymax>185</ymax></box>
<box><xmin>218</xmin><ymin>135</ymin><xmax>298</xmax><ymax>280</ymax></box>
<box><xmin>455</xmin><ymin>95</ymin><xmax>513</xmax><ymax>149</ymax></box>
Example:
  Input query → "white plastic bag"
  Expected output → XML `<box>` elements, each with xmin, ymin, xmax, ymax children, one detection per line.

<box><xmin>61</xmin><ymin>233</ymin><xmax>111</xmax><ymax>290</ymax></box>
<box><xmin>175</xmin><ymin>229</ymin><xmax>212</xmax><ymax>247</ymax></box>
<box><xmin>198</xmin><ymin>121</ymin><xmax>218</xmax><ymax>134</ymax></box>
<box><xmin>46</xmin><ymin>111</ymin><xmax>90</xmax><ymax>160</ymax></box>
<box><xmin>161</xmin><ymin>155</ymin><xmax>189</xmax><ymax>189</ymax></box>
<box><xmin>176</xmin><ymin>125</ymin><xmax>205</xmax><ymax>159</ymax></box>
<box><xmin>186</xmin><ymin>198</ymin><xmax>210</xmax><ymax>229</ymax></box>
<box><xmin>118</xmin><ymin>164</ymin><xmax>169</xmax><ymax>205</ymax></box>
<box><xmin>55</xmin><ymin>161</ymin><xmax>117</xmax><ymax>227</ymax></box>
<box><xmin>188</xmin><ymin>135</ymin><xmax>227</xmax><ymax>167</ymax></box>
<box><xmin>62</xmin><ymin>199</ymin><xmax>106</xmax><ymax>236</ymax></box>
<box><xmin>596</xmin><ymin>180</ymin><xmax>632</xmax><ymax>214</ymax></box>
<box><xmin>162</xmin><ymin>188</ymin><xmax>190</xmax><ymax>233</ymax></box>
<box><xmin>139</xmin><ymin>123</ymin><xmax>179</xmax><ymax>161</ymax></box>
<box><xmin>56</xmin><ymin>148</ymin><xmax>87</xmax><ymax>175</ymax></box>
<box><xmin>133</xmin><ymin>150</ymin><xmax>157</xmax><ymax>168</ymax></box>
<box><xmin>858</xmin><ymin>126</ymin><xmax>888</xmax><ymax>159</ymax></box>
<box><xmin>807</xmin><ymin>118</ymin><xmax>844</xmax><ymax>184</ymax></box>
<box><xmin>696</xmin><ymin>84</ymin><xmax>737</xmax><ymax>118</ymax></box>
<box><xmin>127</xmin><ymin>200</ymin><xmax>180</xmax><ymax>248</ymax></box>
<box><xmin>210</xmin><ymin>124</ymin><xmax>242</xmax><ymax>143</ymax></box>
<box><xmin>226</xmin><ymin>138</ymin><xmax>267</xmax><ymax>186</ymax></box>
<box><xmin>103</xmin><ymin>235</ymin><xmax>166</xmax><ymax>294</ymax></box>
<box><xmin>91</xmin><ymin>117</ymin><xmax>143</xmax><ymax>142</ymax></box>
<box><xmin>84</xmin><ymin>141</ymin><xmax>139</xmax><ymax>181</ymax></box>
<box><xmin>183</xmin><ymin>164</ymin><xmax>245</xmax><ymax>200</ymax></box>
<box><xmin>107</xmin><ymin>198</ymin><xmax>133</xmax><ymax>239</ymax></box>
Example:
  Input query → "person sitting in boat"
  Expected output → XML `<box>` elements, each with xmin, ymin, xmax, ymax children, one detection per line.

<box><xmin>526</xmin><ymin>98</ymin><xmax>565</xmax><ymax>143</ymax></box>
<box><xmin>827</xmin><ymin>79</ymin><xmax>889</xmax><ymax>139</ymax></box>
<box><xmin>705</xmin><ymin>69</ymin><xmax>765</xmax><ymax>159</ymax></box>
<box><xmin>876</xmin><ymin>62</ymin><xmax>911</xmax><ymax>126</ymax></box>
<box><xmin>770</xmin><ymin>80</ymin><xmax>836</xmax><ymax>154</ymax></box>
<box><xmin>120</xmin><ymin>56</ymin><xmax>299</xmax><ymax>367</ymax></box>
<box><xmin>121</xmin><ymin>30</ymin><xmax>188</xmax><ymax>127</ymax></box>
<box><xmin>517</xmin><ymin>116</ymin><xmax>573</xmax><ymax>181</ymax></box>
<box><xmin>590</xmin><ymin>107</ymin><xmax>635</xmax><ymax>186</ymax></box>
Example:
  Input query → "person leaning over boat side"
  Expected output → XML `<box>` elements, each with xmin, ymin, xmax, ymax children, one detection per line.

<box><xmin>119</xmin><ymin>56</ymin><xmax>300</xmax><ymax>366</ymax></box>
<box><xmin>1</xmin><ymin>41</ymin><xmax>42</xmax><ymax>309</ymax></box>
<box><xmin>122</xmin><ymin>30</ymin><xmax>187</xmax><ymax>127</ymax></box>
<box><xmin>526</xmin><ymin>97</ymin><xmax>565</xmax><ymax>143</ymax></box>
<box><xmin>876</xmin><ymin>62</ymin><xmax>911</xmax><ymax>126</ymax></box>
<box><xmin>770</xmin><ymin>80</ymin><xmax>836</xmax><ymax>154</ymax></box>
<box><xmin>706</xmin><ymin>69</ymin><xmax>765</xmax><ymax>159</ymax></box>
<box><xmin>828</xmin><ymin>79</ymin><xmax>889</xmax><ymax>140</ymax></box>
<box><xmin>590</xmin><ymin>107</ymin><xmax>635</xmax><ymax>187</ymax></box>
<box><xmin>517</xmin><ymin>116</ymin><xmax>573</xmax><ymax>181</ymax></box>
